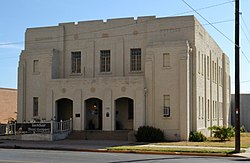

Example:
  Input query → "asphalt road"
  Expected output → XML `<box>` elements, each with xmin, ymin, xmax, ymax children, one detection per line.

<box><xmin>0</xmin><ymin>149</ymin><xmax>249</xmax><ymax>163</ymax></box>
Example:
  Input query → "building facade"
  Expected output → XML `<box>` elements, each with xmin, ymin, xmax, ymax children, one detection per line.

<box><xmin>17</xmin><ymin>16</ymin><xmax>230</xmax><ymax>140</ymax></box>
<box><xmin>231</xmin><ymin>94</ymin><xmax>250</xmax><ymax>132</ymax></box>
<box><xmin>0</xmin><ymin>88</ymin><xmax>17</xmax><ymax>124</ymax></box>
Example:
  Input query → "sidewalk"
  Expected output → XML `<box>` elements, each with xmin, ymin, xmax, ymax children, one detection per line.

<box><xmin>0</xmin><ymin>139</ymin><xmax>249</xmax><ymax>158</ymax></box>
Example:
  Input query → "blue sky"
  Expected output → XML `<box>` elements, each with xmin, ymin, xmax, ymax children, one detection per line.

<box><xmin>0</xmin><ymin>0</ymin><xmax>249</xmax><ymax>93</ymax></box>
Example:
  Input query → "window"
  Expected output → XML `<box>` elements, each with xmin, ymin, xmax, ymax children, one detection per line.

<box><xmin>201</xmin><ymin>54</ymin><xmax>204</xmax><ymax>76</ymax></box>
<box><xmin>212</xmin><ymin>61</ymin><xmax>214</xmax><ymax>81</ymax></box>
<box><xmin>202</xmin><ymin>97</ymin><xmax>204</xmax><ymax>119</ymax></box>
<box><xmin>207</xmin><ymin>56</ymin><xmax>210</xmax><ymax>79</ymax></box>
<box><xmin>33</xmin><ymin>97</ymin><xmax>38</xmax><ymax>117</ymax></box>
<box><xmin>71</xmin><ymin>51</ymin><xmax>81</xmax><ymax>73</ymax></box>
<box><xmin>163</xmin><ymin>95</ymin><xmax>170</xmax><ymax>117</ymax></box>
<box><xmin>163</xmin><ymin>53</ymin><xmax>170</xmax><ymax>67</ymax></box>
<box><xmin>198</xmin><ymin>96</ymin><xmax>201</xmax><ymax>119</ymax></box>
<box><xmin>215</xmin><ymin>63</ymin><xmax>217</xmax><ymax>83</ymax></box>
<box><xmin>33</xmin><ymin>60</ymin><xmax>39</xmax><ymax>73</ymax></box>
<box><xmin>207</xmin><ymin>99</ymin><xmax>210</xmax><ymax>120</ymax></box>
<box><xmin>130</xmin><ymin>48</ymin><xmax>141</xmax><ymax>71</ymax></box>
<box><xmin>100</xmin><ymin>50</ymin><xmax>111</xmax><ymax>72</ymax></box>
<box><xmin>198</xmin><ymin>52</ymin><xmax>200</xmax><ymax>74</ymax></box>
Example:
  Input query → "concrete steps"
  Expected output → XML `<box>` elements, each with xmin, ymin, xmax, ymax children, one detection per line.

<box><xmin>67</xmin><ymin>130</ymin><xmax>134</xmax><ymax>141</ymax></box>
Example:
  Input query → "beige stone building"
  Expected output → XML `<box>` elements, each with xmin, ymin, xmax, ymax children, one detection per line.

<box><xmin>0</xmin><ymin>88</ymin><xmax>17</xmax><ymax>124</ymax></box>
<box><xmin>17</xmin><ymin>15</ymin><xmax>230</xmax><ymax>140</ymax></box>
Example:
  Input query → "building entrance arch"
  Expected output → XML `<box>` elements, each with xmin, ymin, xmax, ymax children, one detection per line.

<box><xmin>56</xmin><ymin>98</ymin><xmax>73</xmax><ymax>122</ymax></box>
<box><xmin>85</xmin><ymin>98</ymin><xmax>103</xmax><ymax>130</ymax></box>
<box><xmin>115</xmin><ymin>97</ymin><xmax>134</xmax><ymax>130</ymax></box>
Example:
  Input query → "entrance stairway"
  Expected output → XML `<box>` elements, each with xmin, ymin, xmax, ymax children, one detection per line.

<box><xmin>67</xmin><ymin>130</ymin><xmax>134</xmax><ymax>141</ymax></box>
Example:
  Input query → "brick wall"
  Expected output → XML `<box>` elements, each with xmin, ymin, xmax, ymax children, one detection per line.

<box><xmin>0</xmin><ymin>88</ymin><xmax>17</xmax><ymax>124</ymax></box>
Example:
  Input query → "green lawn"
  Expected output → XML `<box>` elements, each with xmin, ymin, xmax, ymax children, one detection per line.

<box><xmin>155</xmin><ymin>133</ymin><xmax>250</xmax><ymax>148</ymax></box>
<box><xmin>107</xmin><ymin>133</ymin><xmax>250</xmax><ymax>154</ymax></box>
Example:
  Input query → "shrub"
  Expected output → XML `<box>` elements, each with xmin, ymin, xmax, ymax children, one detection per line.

<box><xmin>240</xmin><ymin>125</ymin><xmax>246</xmax><ymax>133</ymax></box>
<box><xmin>208</xmin><ymin>126</ymin><xmax>235</xmax><ymax>141</ymax></box>
<box><xmin>135</xmin><ymin>126</ymin><xmax>165</xmax><ymax>142</ymax></box>
<box><xmin>189</xmin><ymin>131</ymin><xmax>207</xmax><ymax>142</ymax></box>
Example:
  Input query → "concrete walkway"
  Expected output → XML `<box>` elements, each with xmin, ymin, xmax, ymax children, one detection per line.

<box><xmin>0</xmin><ymin>139</ymin><xmax>249</xmax><ymax>158</ymax></box>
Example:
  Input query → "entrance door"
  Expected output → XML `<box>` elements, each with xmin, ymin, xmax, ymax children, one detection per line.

<box><xmin>115</xmin><ymin>97</ymin><xmax>134</xmax><ymax>130</ymax></box>
<box><xmin>85</xmin><ymin>98</ymin><xmax>103</xmax><ymax>130</ymax></box>
<box><xmin>56</xmin><ymin>98</ymin><xmax>73</xmax><ymax>121</ymax></box>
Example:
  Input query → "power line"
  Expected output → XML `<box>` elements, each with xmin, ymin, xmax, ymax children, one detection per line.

<box><xmin>0</xmin><ymin>1</ymin><xmax>235</xmax><ymax>47</ymax></box>
<box><xmin>174</xmin><ymin>1</ymin><xmax>234</xmax><ymax>16</ymax></box>
<box><xmin>182</xmin><ymin>0</ymin><xmax>236</xmax><ymax>46</ymax></box>
<box><xmin>241</xmin><ymin>51</ymin><xmax>250</xmax><ymax>65</ymax></box>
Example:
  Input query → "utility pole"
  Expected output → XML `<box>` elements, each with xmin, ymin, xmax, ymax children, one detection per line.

<box><xmin>235</xmin><ymin>0</ymin><xmax>240</xmax><ymax>153</ymax></box>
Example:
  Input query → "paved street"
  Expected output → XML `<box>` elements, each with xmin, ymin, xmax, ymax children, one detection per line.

<box><xmin>0</xmin><ymin>148</ymin><xmax>249</xmax><ymax>163</ymax></box>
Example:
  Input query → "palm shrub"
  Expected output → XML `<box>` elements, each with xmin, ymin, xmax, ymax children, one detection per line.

<box><xmin>189</xmin><ymin>131</ymin><xmax>207</xmax><ymax>142</ymax></box>
<box><xmin>208</xmin><ymin>126</ymin><xmax>235</xmax><ymax>141</ymax></box>
<box><xmin>135</xmin><ymin>126</ymin><xmax>165</xmax><ymax>142</ymax></box>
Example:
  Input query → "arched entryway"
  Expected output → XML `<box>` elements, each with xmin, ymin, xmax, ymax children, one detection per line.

<box><xmin>56</xmin><ymin>98</ymin><xmax>73</xmax><ymax>122</ymax></box>
<box><xmin>115</xmin><ymin>97</ymin><xmax>134</xmax><ymax>130</ymax></box>
<box><xmin>85</xmin><ymin>98</ymin><xmax>103</xmax><ymax>130</ymax></box>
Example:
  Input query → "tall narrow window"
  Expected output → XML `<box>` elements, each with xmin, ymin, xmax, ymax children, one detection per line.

<box><xmin>163</xmin><ymin>95</ymin><xmax>170</xmax><ymax>117</ymax></box>
<box><xmin>202</xmin><ymin>54</ymin><xmax>204</xmax><ymax>76</ymax></box>
<box><xmin>207</xmin><ymin>56</ymin><xmax>210</xmax><ymax>79</ymax></box>
<box><xmin>100</xmin><ymin>50</ymin><xmax>111</xmax><ymax>72</ymax></box>
<box><xmin>198</xmin><ymin>96</ymin><xmax>201</xmax><ymax>119</ymax></box>
<box><xmin>212</xmin><ymin>61</ymin><xmax>214</xmax><ymax>81</ymax></box>
<box><xmin>33</xmin><ymin>97</ymin><xmax>38</xmax><ymax>117</ymax></box>
<box><xmin>130</xmin><ymin>48</ymin><xmax>141</xmax><ymax>71</ymax></box>
<box><xmin>71</xmin><ymin>51</ymin><xmax>81</xmax><ymax>73</ymax></box>
<box><xmin>33</xmin><ymin>60</ymin><xmax>39</xmax><ymax>73</ymax></box>
<box><xmin>202</xmin><ymin>97</ymin><xmax>204</xmax><ymax>119</ymax></box>
<box><xmin>207</xmin><ymin>99</ymin><xmax>210</xmax><ymax>120</ymax></box>
<box><xmin>163</xmin><ymin>53</ymin><xmax>170</xmax><ymax>67</ymax></box>
<box><xmin>198</xmin><ymin>52</ymin><xmax>200</xmax><ymax>74</ymax></box>
<box><xmin>215</xmin><ymin>63</ymin><xmax>217</xmax><ymax>83</ymax></box>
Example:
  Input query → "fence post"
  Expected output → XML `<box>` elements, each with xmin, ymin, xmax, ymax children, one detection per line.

<box><xmin>14</xmin><ymin>122</ymin><xmax>17</xmax><ymax>135</ymax></box>
<box><xmin>70</xmin><ymin>118</ymin><xmax>72</xmax><ymax>131</ymax></box>
<box><xmin>60</xmin><ymin>120</ymin><xmax>63</xmax><ymax>132</ymax></box>
<box><xmin>51</xmin><ymin>120</ymin><xmax>53</xmax><ymax>134</ymax></box>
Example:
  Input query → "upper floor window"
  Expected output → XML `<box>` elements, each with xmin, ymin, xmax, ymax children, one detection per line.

<box><xmin>207</xmin><ymin>56</ymin><xmax>210</xmax><ymax>79</ymax></box>
<box><xmin>198</xmin><ymin>51</ymin><xmax>200</xmax><ymax>74</ymax></box>
<box><xmin>130</xmin><ymin>48</ymin><xmax>141</xmax><ymax>72</ymax></box>
<box><xmin>33</xmin><ymin>60</ymin><xmax>39</xmax><ymax>73</ymax></box>
<box><xmin>100</xmin><ymin>50</ymin><xmax>111</xmax><ymax>72</ymax></box>
<box><xmin>163</xmin><ymin>53</ymin><xmax>170</xmax><ymax>67</ymax></box>
<box><xmin>71</xmin><ymin>51</ymin><xmax>81</xmax><ymax>74</ymax></box>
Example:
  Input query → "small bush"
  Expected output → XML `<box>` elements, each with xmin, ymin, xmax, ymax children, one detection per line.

<box><xmin>240</xmin><ymin>126</ymin><xmax>246</xmax><ymax>133</ymax></box>
<box><xmin>135</xmin><ymin>126</ymin><xmax>165</xmax><ymax>142</ymax></box>
<box><xmin>189</xmin><ymin>131</ymin><xmax>207</xmax><ymax>142</ymax></box>
<box><xmin>208</xmin><ymin>126</ymin><xmax>235</xmax><ymax>141</ymax></box>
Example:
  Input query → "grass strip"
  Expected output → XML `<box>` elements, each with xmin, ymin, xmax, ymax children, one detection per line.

<box><xmin>107</xmin><ymin>146</ymin><xmax>235</xmax><ymax>154</ymax></box>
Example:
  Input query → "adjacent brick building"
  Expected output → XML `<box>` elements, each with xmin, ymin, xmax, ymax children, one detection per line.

<box><xmin>0</xmin><ymin>88</ymin><xmax>17</xmax><ymax>124</ymax></box>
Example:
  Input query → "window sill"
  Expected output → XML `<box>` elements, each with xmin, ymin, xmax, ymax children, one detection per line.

<box><xmin>163</xmin><ymin>116</ymin><xmax>171</xmax><ymax>119</ymax></box>
<box><xmin>162</xmin><ymin>66</ymin><xmax>171</xmax><ymax>70</ymax></box>
<box><xmin>99</xmin><ymin>72</ymin><xmax>112</xmax><ymax>76</ymax></box>
<box><xmin>129</xmin><ymin>71</ymin><xmax>143</xmax><ymax>75</ymax></box>
<box><xmin>70</xmin><ymin>73</ymin><xmax>83</xmax><ymax>77</ymax></box>
<box><xmin>32</xmin><ymin>72</ymin><xmax>40</xmax><ymax>75</ymax></box>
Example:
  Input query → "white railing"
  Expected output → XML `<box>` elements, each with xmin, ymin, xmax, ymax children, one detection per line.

<box><xmin>0</xmin><ymin>123</ymin><xmax>16</xmax><ymax>135</ymax></box>
<box><xmin>52</xmin><ymin>118</ymin><xmax>72</xmax><ymax>134</ymax></box>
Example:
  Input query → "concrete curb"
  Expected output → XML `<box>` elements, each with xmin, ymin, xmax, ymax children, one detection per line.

<box><xmin>0</xmin><ymin>145</ymin><xmax>244</xmax><ymax>158</ymax></box>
